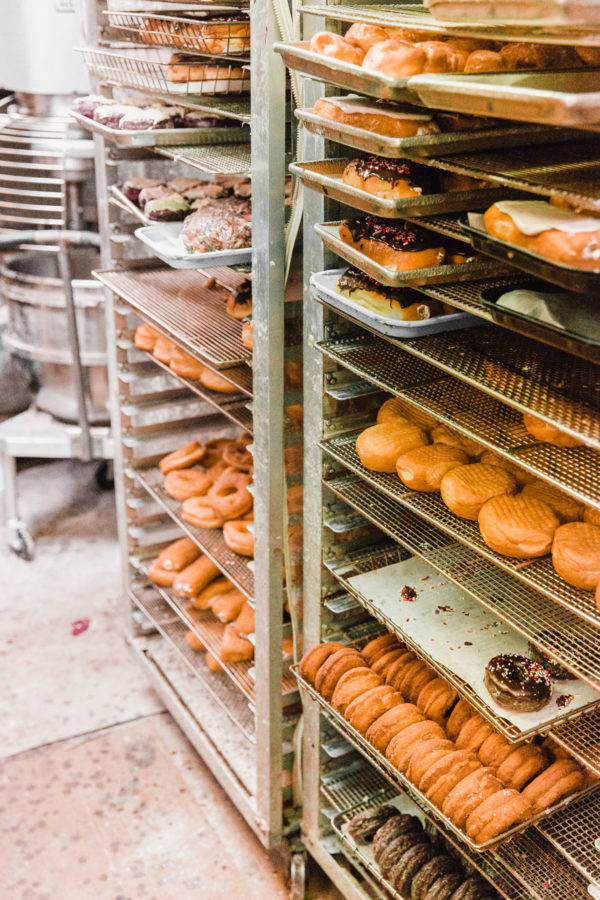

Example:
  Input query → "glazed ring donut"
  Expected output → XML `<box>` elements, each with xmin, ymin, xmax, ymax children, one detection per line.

<box><xmin>361</xmin><ymin>633</ymin><xmax>403</xmax><ymax>665</ymax></box>
<box><xmin>465</xmin><ymin>788</ymin><xmax>532</xmax><ymax>843</ymax></box>
<box><xmin>406</xmin><ymin>740</ymin><xmax>456</xmax><ymax>786</ymax></box>
<box><xmin>202</xmin><ymin>438</ymin><xmax>231</xmax><ymax>468</ymax></box>
<box><xmin>385</xmin><ymin>720</ymin><xmax>446</xmax><ymax>773</ymax></box>
<box><xmin>478</xmin><ymin>732</ymin><xmax>517</xmax><ymax>768</ymax></box>
<box><xmin>371</xmin><ymin>647</ymin><xmax>408</xmax><ymax>677</ymax></box>
<box><xmin>384</xmin><ymin>651</ymin><xmax>418</xmax><ymax>688</ymax></box>
<box><xmin>314</xmin><ymin>648</ymin><xmax>365</xmax><ymax>699</ymax></box>
<box><xmin>521</xmin><ymin>759</ymin><xmax>584</xmax><ymax>813</ymax></box>
<box><xmin>364</xmin><ymin>703</ymin><xmax>424</xmax><ymax>753</ymax></box>
<box><xmin>446</xmin><ymin>699</ymin><xmax>474</xmax><ymax>741</ymax></box>
<box><xmin>223</xmin><ymin>519</ymin><xmax>254</xmax><ymax>557</ymax></box>
<box><xmin>206</xmin><ymin>459</ymin><xmax>229</xmax><ymax>484</ymax></box>
<box><xmin>181</xmin><ymin>497</ymin><xmax>224</xmax><ymax>529</ymax></box>
<box><xmin>496</xmin><ymin>745</ymin><xmax>547</xmax><ymax>791</ymax></box>
<box><xmin>456</xmin><ymin>716</ymin><xmax>495</xmax><ymax>754</ymax></box>
<box><xmin>164</xmin><ymin>468</ymin><xmax>211</xmax><ymax>501</ymax></box>
<box><xmin>298</xmin><ymin>641</ymin><xmax>346</xmax><ymax>685</ymax></box>
<box><xmin>208</xmin><ymin>467</ymin><xmax>253</xmax><ymax>520</ymax></box>
<box><xmin>148</xmin><ymin>560</ymin><xmax>176</xmax><ymax>586</ymax></box>
<box><xmin>159</xmin><ymin>440</ymin><xmax>206</xmax><ymax>475</ymax></box>
<box><xmin>222</xmin><ymin>436</ymin><xmax>253</xmax><ymax>472</ymax></box>
<box><xmin>309</xmin><ymin>31</ymin><xmax>365</xmax><ymax>66</ymax></box>
<box><xmin>441</xmin><ymin>767</ymin><xmax>504</xmax><ymax>829</ymax></box>
<box><xmin>345</xmin><ymin>685</ymin><xmax>404</xmax><ymax>734</ymax></box>
<box><xmin>425</xmin><ymin>752</ymin><xmax>482</xmax><ymax>808</ymax></box>
<box><xmin>331</xmin><ymin>668</ymin><xmax>383</xmax><ymax>715</ymax></box>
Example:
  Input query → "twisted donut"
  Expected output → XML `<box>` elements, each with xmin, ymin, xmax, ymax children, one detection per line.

<box><xmin>181</xmin><ymin>497</ymin><xmax>224</xmax><ymax>529</ymax></box>
<box><xmin>159</xmin><ymin>441</ymin><xmax>206</xmax><ymax>475</ymax></box>
<box><xmin>208</xmin><ymin>467</ymin><xmax>253</xmax><ymax>520</ymax></box>
<box><xmin>164</xmin><ymin>468</ymin><xmax>211</xmax><ymax>501</ymax></box>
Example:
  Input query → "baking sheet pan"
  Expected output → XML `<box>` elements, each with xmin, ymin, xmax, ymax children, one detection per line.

<box><xmin>135</xmin><ymin>222</ymin><xmax>251</xmax><ymax>268</ymax></box>
<box><xmin>70</xmin><ymin>108</ymin><xmax>249</xmax><ymax>147</ymax></box>
<box><xmin>425</xmin><ymin>0</ymin><xmax>600</xmax><ymax>25</ymax></box>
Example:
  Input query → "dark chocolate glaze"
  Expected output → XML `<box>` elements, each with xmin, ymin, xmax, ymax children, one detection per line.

<box><xmin>527</xmin><ymin>642</ymin><xmax>572</xmax><ymax>681</ymax></box>
<box><xmin>337</xmin><ymin>266</ymin><xmax>426</xmax><ymax>309</ymax></box>
<box><xmin>343</xmin><ymin>216</ymin><xmax>443</xmax><ymax>252</ymax></box>
<box><xmin>347</xmin><ymin>155</ymin><xmax>439</xmax><ymax>194</ymax></box>
<box><xmin>485</xmin><ymin>654</ymin><xmax>552</xmax><ymax>710</ymax></box>
<box><xmin>424</xmin><ymin>873</ymin><xmax>464</xmax><ymax>900</ymax></box>
<box><xmin>390</xmin><ymin>843</ymin><xmax>436</xmax><ymax>895</ymax></box>
<box><xmin>411</xmin><ymin>856</ymin><xmax>459</xmax><ymax>900</ymax></box>
<box><xmin>346</xmin><ymin>805</ymin><xmax>398</xmax><ymax>843</ymax></box>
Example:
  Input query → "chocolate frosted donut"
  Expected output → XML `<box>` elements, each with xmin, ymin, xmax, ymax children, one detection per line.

<box><xmin>343</xmin><ymin>215</ymin><xmax>444</xmax><ymax>252</ymax></box>
<box><xmin>449</xmin><ymin>877</ymin><xmax>496</xmax><ymax>900</ymax></box>
<box><xmin>389</xmin><ymin>843</ymin><xmax>435</xmax><ymax>895</ymax></box>
<box><xmin>346</xmin><ymin>804</ymin><xmax>398</xmax><ymax>843</ymax></box>
<box><xmin>373</xmin><ymin>814</ymin><xmax>423</xmax><ymax>862</ymax></box>
<box><xmin>343</xmin><ymin>155</ymin><xmax>440</xmax><ymax>196</ymax></box>
<box><xmin>527</xmin><ymin>642</ymin><xmax>572</xmax><ymax>681</ymax></box>
<box><xmin>485</xmin><ymin>654</ymin><xmax>552</xmax><ymax>712</ymax></box>
<box><xmin>411</xmin><ymin>856</ymin><xmax>458</xmax><ymax>900</ymax></box>
<box><xmin>378</xmin><ymin>832</ymin><xmax>430</xmax><ymax>876</ymax></box>
<box><xmin>424</xmin><ymin>873</ymin><xmax>464</xmax><ymax>900</ymax></box>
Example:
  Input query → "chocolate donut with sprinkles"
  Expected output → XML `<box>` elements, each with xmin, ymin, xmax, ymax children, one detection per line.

<box><xmin>484</xmin><ymin>654</ymin><xmax>552</xmax><ymax>713</ymax></box>
<box><xmin>338</xmin><ymin>216</ymin><xmax>446</xmax><ymax>271</ymax></box>
<box><xmin>342</xmin><ymin>155</ymin><xmax>441</xmax><ymax>199</ymax></box>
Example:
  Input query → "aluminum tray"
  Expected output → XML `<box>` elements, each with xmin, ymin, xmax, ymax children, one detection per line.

<box><xmin>315</xmin><ymin>221</ymin><xmax>512</xmax><ymax>288</ymax></box>
<box><xmin>273</xmin><ymin>41</ymin><xmax>418</xmax><ymax>102</ymax></box>
<box><xmin>463</xmin><ymin>213</ymin><xmax>600</xmax><ymax>294</ymax></box>
<box><xmin>425</xmin><ymin>0</ymin><xmax>600</xmax><ymax>25</ymax></box>
<box><xmin>293</xmin><ymin>665</ymin><xmax>600</xmax><ymax>852</ymax></box>
<box><xmin>294</xmin><ymin>107</ymin><xmax>582</xmax><ymax>159</ymax></box>
<box><xmin>409</xmin><ymin>70</ymin><xmax>600</xmax><ymax>130</ymax></box>
<box><xmin>70</xmin><ymin>108</ymin><xmax>248</xmax><ymax>147</ymax></box>
<box><xmin>290</xmin><ymin>159</ymin><xmax>512</xmax><ymax>219</ymax></box>
<box><xmin>135</xmin><ymin>222</ymin><xmax>251</xmax><ymax>269</ymax></box>
<box><xmin>310</xmin><ymin>269</ymin><xmax>479</xmax><ymax>338</ymax></box>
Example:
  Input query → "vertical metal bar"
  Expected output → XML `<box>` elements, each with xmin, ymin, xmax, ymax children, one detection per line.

<box><xmin>251</xmin><ymin>0</ymin><xmax>286</xmax><ymax>847</ymax></box>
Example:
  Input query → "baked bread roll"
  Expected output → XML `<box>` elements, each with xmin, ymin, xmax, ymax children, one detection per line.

<box><xmin>440</xmin><ymin>463</ymin><xmax>517</xmax><ymax>521</ymax></box>
<box><xmin>335</xmin><ymin>268</ymin><xmax>443</xmax><ymax>320</ymax></box>
<box><xmin>134</xmin><ymin>322</ymin><xmax>160</xmax><ymax>351</ymax></box>
<box><xmin>309</xmin><ymin>31</ymin><xmax>365</xmax><ymax>66</ymax></box>
<box><xmin>483</xmin><ymin>200</ymin><xmax>600</xmax><ymax>271</ymax></box>
<box><xmin>362</xmin><ymin>40</ymin><xmax>427</xmax><ymax>78</ymax></box>
<box><xmin>342</xmin><ymin>156</ymin><xmax>439</xmax><ymax>199</ymax></box>
<box><xmin>521</xmin><ymin>480</ymin><xmax>584</xmax><ymax>523</ymax></box>
<box><xmin>344</xmin><ymin>22</ymin><xmax>389</xmax><ymax>53</ymax></box>
<box><xmin>523</xmin><ymin>412</ymin><xmax>584</xmax><ymax>448</ymax></box>
<box><xmin>339</xmin><ymin>217</ymin><xmax>446</xmax><ymax>271</ymax></box>
<box><xmin>356</xmin><ymin>422</ymin><xmax>429</xmax><ymax>473</ymax></box>
<box><xmin>312</xmin><ymin>96</ymin><xmax>439</xmax><ymax>138</ymax></box>
<box><xmin>377</xmin><ymin>396</ymin><xmax>437</xmax><ymax>431</ymax></box>
<box><xmin>552</xmin><ymin>522</ymin><xmax>600</xmax><ymax>590</ymax></box>
<box><xmin>478</xmin><ymin>494</ymin><xmax>559</xmax><ymax>558</ymax></box>
<box><xmin>158</xmin><ymin>536</ymin><xmax>199</xmax><ymax>572</ymax></box>
<box><xmin>585</xmin><ymin>506</ymin><xmax>600</xmax><ymax>527</ymax></box>
<box><xmin>431</xmin><ymin>424</ymin><xmax>484</xmax><ymax>458</ymax></box>
<box><xmin>396</xmin><ymin>444</ymin><xmax>469</xmax><ymax>492</ymax></box>
<box><xmin>479</xmin><ymin>450</ymin><xmax>535</xmax><ymax>487</ymax></box>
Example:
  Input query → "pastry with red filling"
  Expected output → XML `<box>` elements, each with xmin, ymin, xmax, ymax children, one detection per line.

<box><xmin>338</xmin><ymin>216</ymin><xmax>446</xmax><ymax>270</ymax></box>
<box><xmin>342</xmin><ymin>155</ymin><xmax>440</xmax><ymax>199</ymax></box>
<box><xmin>335</xmin><ymin>267</ymin><xmax>444</xmax><ymax>319</ymax></box>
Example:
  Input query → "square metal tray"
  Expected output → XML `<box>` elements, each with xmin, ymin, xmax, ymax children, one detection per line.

<box><xmin>462</xmin><ymin>213</ymin><xmax>600</xmax><ymax>294</ymax></box>
<box><xmin>311</xmin><ymin>268</ymin><xmax>479</xmax><ymax>338</ymax></box>
<box><xmin>290</xmin><ymin>158</ymin><xmax>514</xmax><ymax>219</ymax></box>
<box><xmin>409</xmin><ymin>70</ymin><xmax>600</xmax><ymax>130</ymax></box>
<box><xmin>135</xmin><ymin>222</ymin><xmax>252</xmax><ymax>269</ymax></box>
<box><xmin>294</xmin><ymin>106</ymin><xmax>582</xmax><ymax>159</ymax></box>
<box><xmin>315</xmin><ymin>221</ymin><xmax>513</xmax><ymax>287</ymax></box>
<box><xmin>70</xmin><ymin>108</ymin><xmax>249</xmax><ymax>147</ymax></box>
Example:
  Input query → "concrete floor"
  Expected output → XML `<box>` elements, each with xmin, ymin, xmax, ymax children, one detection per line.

<box><xmin>0</xmin><ymin>459</ymin><xmax>339</xmax><ymax>900</ymax></box>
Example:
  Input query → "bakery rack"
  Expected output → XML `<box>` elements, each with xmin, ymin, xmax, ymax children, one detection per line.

<box><xmin>80</xmin><ymin>0</ymin><xmax>299</xmax><ymax>855</ymax></box>
<box><xmin>287</xmin><ymin>0</ymin><xmax>600</xmax><ymax>896</ymax></box>
<box><xmin>105</xmin><ymin>12</ymin><xmax>251</xmax><ymax>63</ymax></box>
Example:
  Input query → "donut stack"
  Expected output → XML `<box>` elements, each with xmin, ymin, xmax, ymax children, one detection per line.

<box><xmin>299</xmin><ymin>636</ymin><xmax>588</xmax><ymax>845</ymax></box>
<box><xmin>355</xmin><ymin>396</ymin><xmax>600</xmax><ymax>607</ymax></box>
<box><xmin>347</xmin><ymin>803</ymin><xmax>497</xmax><ymax>899</ymax></box>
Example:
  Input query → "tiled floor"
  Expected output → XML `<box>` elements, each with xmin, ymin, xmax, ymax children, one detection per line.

<box><xmin>0</xmin><ymin>459</ymin><xmax>340</xmax><ymax>900</ymax></box>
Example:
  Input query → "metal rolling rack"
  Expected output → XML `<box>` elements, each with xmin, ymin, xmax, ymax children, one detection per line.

<box><xmin>80</xmin><ymin>0</ymin><xmax>299</xmax><ymax>853</ymax></box>
<box><xmin>284</xmin><ymin>2</ymin><xmax>600</xmax><ymax>898</ymax></box>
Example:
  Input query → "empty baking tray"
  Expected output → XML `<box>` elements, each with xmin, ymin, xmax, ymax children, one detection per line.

<box><xmin>70</xmin><ymin>109</ymin><xmax>249</xmax><ymax>148</ymax></box>
<box><xmin>462</xmin><ymin>213</ymin><xmax>600</xmax><ymax>294</ymax></box>
<box><xmin>294</xmin><ymin>106</ymin><xmax>583</xmax><ymax>159</ymax></box>
<box><xmin>290</xmin><ymin>158</ymin><xmax>513</xmax><ymax>218</ymax></box>
<box><xmin>408</xmin><ymin>70</ymin><xmax>600</xmax><ymax>130</ymax></box>
<box><xmin>311</xmin><ymin>268</ymin><xmax>478</xmax><ymax>338</ymax></box>
<box><xmin>315</xmin><ymin>221</ymin><xmax>512</xmax><ymax>287</ymax></box>
<box><xmin>135</xmin><ymin>222</ymin><xmax>252</xmax><ymax>269</ymax></box>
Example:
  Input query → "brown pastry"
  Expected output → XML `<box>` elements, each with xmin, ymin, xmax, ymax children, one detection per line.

<box><xmin>309</xmin><ymin>31</ymin><xmax>365</xmax><ymax>65</ymax></box>
<box><xmin>344</xmin><ymin>22</ymin><xmax>389</xmax><ymax>52</ymax></box>
<box><xmin>152</xmin><ymin>335</ymin><xmax>176</xmax><ymax>365</ymax></box>
<box><xmin>417</xmin><ymin>677</ymin><xmax>458</xmax><ymax>725</ymax></box>
<box><xmin>406</xmin><ymin>663</ymin><xmax>438</xmax><ymax>704</ymax></box>
<box><xmin>186</xmin><ymin>630</ymin><xmax>204</xmax><ymax>651</ymax></box>
<box><xmin>407</xmin><ymin>740</ymin><xmax>456</xmax><ymax>786</ymax></box>
<box><xmin>431</xmin><ymin>424</ymin><xmax>484</xmax><ymax>459</ymax></box>
<box><xmin>212</xmin><ymin>588</ymin><xmax>246</xmax><ymax>623</ymax></box>
<box><xmin>385</xmin><ymin>720</ymin><xmax>446</xmax><ymax>772</ymax></box>
<box><xmin>496</xmin><ymin>744</ymin><xmax>547</xmax><ymax>790</ymax></box>
<box><xmin>478</xmin><ymin>494</ymin><xmax>559</xmax><ymax>558</ymax></box>
<box><xmin>134</xmin><ymin>322</ymin><xmax>160</xmax><ymax>351</ymax></box>
<box><xmin>440</xmin><ymin>463</ymin><xmax>517</xmax><ymax>521</ymax></box>
<box><xmin>298</xmin><ymin>641</ymin><xmax>346</xmax><ymax>685</ymax></box>
<box><xmin>477</xmin><ymin>732</ymin><xmax>515</xmax><ymax>768</ymax></box>
<box><xmin>441</xmin><ymin>767</ymin><xmax>504</xmax><ymax>830</ymax></box>
<box><xmin>361</xmin><ymin>632</ymin><xmax>402</xmax><ymax>664</ymax></box>
<box><xmin>372</xmin><ymin>647</ymin><xmax>409</xmax><ymax>677</ymax></box>
<box><xmin>200</xmin><ymin>368</ymin><xmax>238</xmax><ymax>393</ymax></box>
<box><xmin>377</xmin><ymin>395</ymin><xmax>437</xmax><ymax>431</ymax></box>
<box><xmin>346</xmin><ymin>804</ymin><xmax>399</xmax><ymax>843</ymax></box>
<box><xmin>158</xmin><ymin>536</ymin><xmax>199</xmax><ymax>571</ymax></box>
<box><xmin>356</xmin><ymin>422</ymin><xmax>429</xmax><ymax>473</ymax></box>
<box><xmin>331</xmin><ymin>668</ymin><xmax>383</xmax><ymax>714</ymax></box>
<box><xmin>345</xmin><ymin>685</ymin><xmax>404</xmax><ymax>734</ymax></box>
<box><xmin>365</xmin><ymin>703</ymin><xmax>424</xmax><ymax>753</ymax></box>
<box><xmin>147</xmin><ymin>560</ymin><xmax>176</xmax><ymax>587</ymax></box>
<box><xmin>385</xmin><ymin>651</ymin><xmax>418</xmax><ymax>689</ymax></box>
<box><xmin>397</xmin><ymin>444</ymin><xmax>468</xmax><ymax>492</ymax></box>
<box><xmin>232</xmin><ymin>601</ymin><xmax>255</xmax><ymax>636</ymax></box>
<box><xmin>159</xmin><ymin>440</ymin><xmax>205</xmax><ymax>475</ymax></box>
<box><xmin>339</xmin><ymin>216</ymin><xmax>446</xmax><ymax>271</ymax></box>
<box><xmin>522</xmin><ymin>412</ymin><xmax>584</xmax><ymax>448</ymax></box>
<box><xmin>313</xmin><ymin>95</ymin><xmax>439</xmax><ymax>139</ymax></box>
<box><xmin>342</xmin><ymin>155</ymin><xmax>439</xmax><ymax>200</ymax></box>
<box><xmin>189</xmin><ymin>576</ymin><xmax>232</xmax><ymax>610</ymax></box>
<box><xmin>315</xmin><ymin>648</ymin><xmax>366</xmax><ymax>700</ymax></box>
<box><xmin>455</xmin><ymin>716</ymin><xmax>495</xmax><ymax>754</ymax></box>
<box><xmin>169</xmin><ymin>347</ymin><xmax>206</xmax><ymax>380</ymax></box>
<box><xmin>521</xmin><ymin>758</ymin><xmax>584</xmax><ymax>813</ymax></box>
<box><xmin>164</xmin><ymin>468</ymin><xmax>211</xmax><ymax>501</ymax></box>
<box><xmin>362</xmin><ymin>40</ymin><xmax>428</xmax><ymax>78</ymax></box>
<box><xmin>479</xmin><ymin>450</ymin><xmax>535</xmax><ymax>487</ymax></box>
<box><xmin>485</xmin><ymin>654</ymin><xmax>552</xmax><ymax>712</ymax></box>
<box><xmin>552</xmin><ymin>522</ymin><xmax>600</xmax><ymax>590</ymax></box>
<box><xmin>446</xmin><ymin>699</ymin><xmax>474</xmax><ymax>742</ymax></box>
<box><xmin>465</xmin><ymin>789</ymin><xmax>532</xmax><ymax>843</ymax></box>
<box><xmin>172</xmin><ymin>556</ymin><xmax>220</xmax><ymax>599</ymax></box>
<box><xmin>425</xmin><ymin>753</ymin><xmax>482</xmax><ymax>809</ymax></box>
<box><xmin>522</xmin><ymin>480</ymin><xmax>584</xmax><ymax>524</ymax></box>
<box><xmin>219</xmin><ymin>623</ymin><xmax>254</xmax><ymax>662</ymax></box>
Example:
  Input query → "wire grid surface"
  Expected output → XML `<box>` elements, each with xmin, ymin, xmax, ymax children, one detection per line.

<box><xmin>405</xmin><ymin>212</ymin><xmax>473</xmax><ymax>244</ymax></box>
<box><xmin>97</xmin><ymin>266</ymin><xmax>252</xmax><ymax>374</ymax></box>
<box><xmin>494</xmin><ymin>829</ymin><xmax>592</xmax><ymax>900</ymax></box>
<box><xmin>106</xmin><ymin>12</ymin><xmax>251</xmax><ymax>61</ymax></box>
<box><xmin>323</xmin><ymin>470</ymin><xmax>600</xmax><ymax>703</ymax></box>
<box><xmin>154</xmin><ymin>142</ymin><xmax>251</xmax><ymax>174</ymax></box>
<box><xmin>322</xmin><ymin>431</ymin><xmax>600</xmax><ymax>627</ymax></box>
<box><xmin>319</xmin><ymin>331</ymin><xmax>600</xmax><ymax>511</ymax></box>
<box><xmin>536</xmin><ymin>791</ymin><xmax>600</xmax><ymax>887</ymax></box>
<box><xmin>130</xmin><ymin>583</ymin><xmax>256</xmax><ymax>739</ymax></box>
<box><xmin>320</xmin><ymin>762</ymin><xmax>396</xmax><ymax>811</ymax></box>
<box><xmin>318</xmin><ymin>328</ymin><xmax>600</xmax><ymax>450</ymax></box>
<box><xmin>142</xmin><ymin>349</ymin><xmax>253</xmax><ymax>433</ymax></box>
<box><xmin>135</xmin><ymin>466</ymin><xmax>255</xmax><ymax>599</ymax></box>
<box><xmin>552</xmin><ymin>704</ymin><xmax>600</xmax><ymax>776</ymax></box>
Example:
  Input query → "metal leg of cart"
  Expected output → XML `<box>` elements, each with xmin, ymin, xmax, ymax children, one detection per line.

<box><xmin>1</xmin><ymin>443</ymin><xmax>34</xmax><ymax>560</ymax></box>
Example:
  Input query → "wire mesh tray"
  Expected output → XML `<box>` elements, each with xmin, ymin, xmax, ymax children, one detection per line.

<box><xmin>135</xmin><ymin>222</ymin><xmax>252</xmax><ymax>269</ymax></box>
<box><xmin>311</xmin><ymin>268</ymin><xmax>478</xmax><ymax>338</ymax></box>
<box><xmin>293</xmin><ymin>106</ymin><xmax>580</xmax><ymax>159</ymax></box>
<box><xmin>105</xmin><ymin>11</ymin><xmax>250</xmax><ymax>61</ymax></box>
<box><xmin>463</xmin><ymin>213</ymin><xmax>600</xmax><ymax>294</ymax></box>
<box><xmin>315</xmin><ymin>221</ymin><xmax>513</xmax><ymax>287</ymax></box>
<box><xmin>424</xmin><ymin>0</ymin><xmax>600</xmax><ymax>25</ymax></box>
<box><xmin>273</xmin><ymin>41</ymin><xmax>419</xmax><ymax>101</ymax></box>
<box><xmin>70</xmin><ymin>108</ymin><xmax>247</xmax><ymax>147</ymax></box>
<box><xmin>78</xmin><ymin>46</ymin><xmax>250</xmax><ymax>97</ymax></box>
<box><xmin>293</xmin><ymin>665</ymin><xmax>599</xmax><ymax>851</ymax></box>
<box><xmin>290</xmin><ymin>159</ymin><xmax>512</xmax><ymax>219</ymax></box>
<box><xmin>409</xmin><ymin>70</ymin><xmax>600</xmax><ymax>130</ymax></box>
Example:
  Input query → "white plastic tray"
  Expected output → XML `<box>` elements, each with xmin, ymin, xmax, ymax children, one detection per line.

<box><xmin>135</xmin><ymin>222</ymin><xmax>251</xmax><ymax>268</ymax></box>
<box><xmin>311</xmin><ymin>269</ymin><xmax>478</xmax><ymax>338</ymax></box>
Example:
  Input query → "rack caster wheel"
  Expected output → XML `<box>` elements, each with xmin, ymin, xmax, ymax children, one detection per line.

<box><xmin>7</xmin><ymin>517</ymin><xmax>34</xmax><ymax>561</ymax></box>
<box><xmin>95</xmin><ymin>460</ymin><xmax>114</xmax><ymax>490</ymax></box>
<box><xmin>290</xmin><ymin>851</ymin><xmax>306</xmax><ymax>900</ymax></box>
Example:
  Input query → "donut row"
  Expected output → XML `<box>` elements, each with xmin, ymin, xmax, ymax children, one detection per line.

<box><xmin>356</xmin><ymin>396</ymin><xmax>600</xmax><ymax>605</ymax></box>
<box><xmin>347</xmin><ymin>804</ymin><xmax>496</xmax><ymax>900</ymax></box>
<box><xmin>299</xmin><ymin>636</ymin><xmax>588</xmax><ymax>845</ymax></box>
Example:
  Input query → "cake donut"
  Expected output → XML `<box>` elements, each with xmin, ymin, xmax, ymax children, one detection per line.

<box><xmin>159</xmin><ymin>440</ymin><xmax>206</xmax><ymax>474</ymax></box>
<box><xmin>407</xmin><ymin>740</ymin><xmax>456</xmax><ymax>786</ymax></box>
<box><xmin>389</xmin><ymin>844</ymin><xmax>436</xmax><ymax>893</ymax></box>
<box><xmin>407</xmin><ymin>663</ymin><xmax>438</xmax><ymax>704</ymax></box>
<box><xmin>342</xmin><ymin>155</ymin><xmax>439</xmax><ymax>199</ymax></box>
<box><xmin>455</xmin><ymin>716</ymin><xmax>495</xmax><ymax>754</ymax></box>
<box><xmin>339</xmin><ymin>216</ymin><xmax>446</xmax><ymax>271</ymax></box>
<box><xmin>421</xmin><ymin>874</ymin><xmax>464</xmax><ymax>900</ymax></box>
<box><xmin>395</xmin><ymin>658</ymin><xmax>431</xmax><ymax>698</ymax></box>
<box><xmin>164</xmin><ymin>468</ymin><xmax>211</xmax><ymax>501</ymax></box>
<box><xmin>495</xmin><ymin>744</ymin><xmax>547</xmax><ymax>790</ymax></box>
<box><xmin>379</xmin><ymin>834</ymin><xmax>432</xmax><ymax>879</ymax></box>
<box><xmin>207</xmin><ymin>467</ymin><xmax>253</xmax><ymax>520</ymax></box>
<box><xmin>345</xmin><ymin>685</ymin><xmax>404</xmax><ymax>734</ymax></box>
<box><xmin>426</xmin><ymin>754</ymin><xmax>482</xmax><ymax>808</ymax></box>
<box><xmin>372</xmin><ymin>813</ymin><xmax>423</xmax><ymax>861</ymax></box>
<box><xmin>385</xmin><ymin>720</ymin><xmax>446</xmax><ymax>772</ymax></box>
<box><xmin>309</xmin><ymin>31</ymin><xmax>365</xmax><ymax>65</ymax></box>
<box><xmin>356</xmin><ymin>422</ymin><xmax>429</xmax><ymax>473</ymax></box>
<box><xmin>298</xmin><ymin>641</ymin><xmax>346</xmax><ymax>684</ymax></box>
<box><xmin>158</xmin><ymin>536</ymin><xmax>199</xmax><ymax>571</ymax></box>
<box><xmin>446</xmin><ymin>700</ymin><xmax>474</xmax><ymax>742</ymax></box>
<box><xmin>521</xmin><ymin>758</ymin><xmax>584</xmax><ymax>813</ymax></box>
<box><xmin>362</xmin><ymin>633</ymin><xmax>403</xmax><ymax>664</ymax></box>
<box><xmin>465</xmin><ymin>789</ymin><xmax>532</xmax><ymax>843</ymax></box>
<box><xmin>441</xmin><ymin>767</ymin><xmax>504</xmax><ymax>829</ymax></box>
<box><xmin>417</xmin><ymin>678</ymin><xmax>458</xmax><ymax>725</ymax></box>
<box><xmin>314</xmin><ymin>647</ymin><xmax>366</xmax><ymax>699</ymax></box>
<box><xmin>169</xmin><ymin>347</ymin><xmax>206</xmax><ymax>380</ymax></box>
<box><xmin>485</xmin><ymin>654</ymin><xmax>552</xmax><ymax>712</ymax></box>
<box><xmin>450</xmin><ymin>877</ymin><xmax>497</xmax><ymax>900</ymax></box>
<box><xmin>222</xmin><ymin>436</ymin><xmax>253</xmax><ymax>472</ymax></box>
<box><xmin>552</xmin><ymin>522</ymin><xmax>600</xmax><ymax>590</ymax></box>
<box><xmin>477</xmin><ymin>732</ymin><xmax>515</xmax><ymax>768</ymax></box>
<box><xmin>134</xmin><ymin>322</ymin><xmax>160</xmax><ymax>351</ymax></box>
<box><xmin>384</xmin><ymin>651</ymin><xmax>418</xmax><ymax>688</ymax></box>
<box><xmin>418</xmin><ymin>748</ymin><xmax>467</xmax><ymax>795</ymax></box>
<box><xmin>223</xmin><ymin>519</ymin><xmax>254</xmax><ymax>557</ymax></box>
<box><xmin>372</xmin><ymin>647</ymin><xmax>408</xmax><ymax>677</ymax></box>
<box><xmin>331</xmin><ymin>668</ymin><xmax>383</xmax><ymax>714</ymax></box>
<box><xmin>365</xmin><ymin>703</ymin><xmax>425</xmax><ymax>753</ymax></box>
<box><xmin>411</xmin><ymin>857</ymin><xmax>459</xmax><ymax>900</ymax></box>
<box><xmin>346</xmin><ymin>805</ymin><xmax>398</xmax><ymax>842</ymax></box>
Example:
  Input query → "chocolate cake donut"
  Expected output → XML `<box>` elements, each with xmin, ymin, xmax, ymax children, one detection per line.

<box><xmin>485</xmin><ymin>654</ymin><xmax>552</xmax><ymax>712</ymax></box>
<box><xmin>527</xmin><ymin>642</ymin><xmax>572</xmax><ymax>681</ymax></box>
<box><xmin>342</xmin><ymin>155</ymin><xmax>440</xmax><ymax>199</ymax></box>
<box><xmin>373</xmin><ymin>814</ymin><xmax>423</xmax><ymax>863</ymax></box>
<box><xmin>449</xmin><ymin>876</ymin><xmax>497</xmax><ymax>900</ymax></box>
<box><xmin>338</xmin><ymin>216</ymin><xmax>446</xmax><ymax>271</ymax></box>
<box><xmin>424</xmin><ymin>873</ymin><xmax>464</xmax><ymax>900</ymax></box>
<box><xmin>378</xmin><ymin>832</ymin><xmax>431</xmax><ymax>877</ymax></box>
<box><xmin>411</xmin><ymin>856</ymin><xmax>459</xmax><ymax>900</ymax></box>
<box><xmin>389</xmin><ymin>843</ymin><xmax>436</xmax><ymax>894</ymax></box>
<box><xmin>346</xmin><ymin>804</ymin><xmax>398</xmax><ymax>842</ymax></box>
